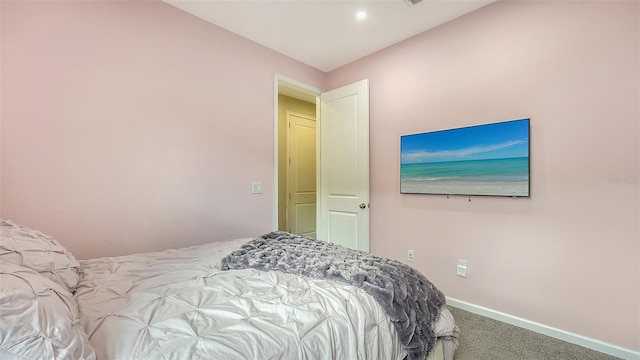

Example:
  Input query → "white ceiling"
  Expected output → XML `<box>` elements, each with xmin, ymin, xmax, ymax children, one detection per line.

<box><xmin>163</xmin><ymin>0</ymin><xmax>495</xmax><ymax>72</ymax></box>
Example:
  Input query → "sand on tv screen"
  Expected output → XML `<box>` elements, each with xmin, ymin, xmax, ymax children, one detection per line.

<box><xmin>400</xmin><ymin>118</ymin><xmax>530</xmax><ymax>197</ymax></box>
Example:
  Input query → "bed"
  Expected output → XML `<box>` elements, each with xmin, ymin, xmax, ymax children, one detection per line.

<box><xmin>0</xmin><ymin>219</ymin><xmax>459</xmax><ymax>360</ymax></box>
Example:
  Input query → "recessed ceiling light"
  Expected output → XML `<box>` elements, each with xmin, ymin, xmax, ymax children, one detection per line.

<box><xmin>356</xmin><ymin>11</ymin><xmax>367</xmax><ymax>21</ymax></box>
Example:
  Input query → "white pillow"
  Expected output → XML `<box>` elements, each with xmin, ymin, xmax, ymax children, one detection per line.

<box><xmin>0</xmin><ymin>262</ymin><xmax>96</xmax><ymax>360</ymax></box>
<box><xmin>1</xmin><ymin>219</ymin><xmax>80</xmax><ymax>293</ymax></box>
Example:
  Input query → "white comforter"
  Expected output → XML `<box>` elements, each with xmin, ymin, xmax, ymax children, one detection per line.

<box><xmin>74</xmin><ymin>238</ymin><xmax>456</xmax><ymax>360</ymax></box>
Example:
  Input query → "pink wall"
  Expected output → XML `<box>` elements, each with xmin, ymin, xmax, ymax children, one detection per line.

<box><xmin>0</xmin><ymin>0</ymin><xmax>324</xmax><ymax>259</ymax></box>
<box><xmin>327</xmin><ymin>0</ymin><xmax>639</xmax><ymax>352</ymax></box>
<box><xmin>0</xmin><ymin>1</ymin><xmax>3</xmax><ymax>216</ymax></box>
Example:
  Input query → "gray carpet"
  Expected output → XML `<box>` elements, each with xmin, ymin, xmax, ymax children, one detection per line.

<box><xmin>449</xmin><ymin>306</ymin><xmax>621</xmax><ymax>360</ymax></box>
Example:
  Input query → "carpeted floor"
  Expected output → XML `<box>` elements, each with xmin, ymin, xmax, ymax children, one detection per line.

<box><xmin>448</xmin><ymin>306</ymin><xmax>622</xmax><ymax>360</ymax></box>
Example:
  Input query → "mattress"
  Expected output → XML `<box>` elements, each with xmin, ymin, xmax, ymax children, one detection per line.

<box><xmin>428</xmin><ymin>339</ymin><xmax>445</xmax><ymax>360</ymax></box>
<box><xmin>74</xmin><ymin>237</ymin><xmax>458</xmax><ymax>360</ymax></box>
<box><xmin>1</xmin><ymin>218</ymin><xmax>458</xmax><ymax>359</ymax></box>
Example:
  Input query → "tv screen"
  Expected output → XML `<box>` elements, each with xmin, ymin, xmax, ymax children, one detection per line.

<box><xmin>400</xmin><ymin>118</ymin><xmax>530</xmax><ymax>197</ymax></box>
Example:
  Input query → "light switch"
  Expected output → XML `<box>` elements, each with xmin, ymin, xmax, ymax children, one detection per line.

<box><xmin>251</xmin><ymin>182</ymin><xmax>263</xmax><ymax>194</ymax></box>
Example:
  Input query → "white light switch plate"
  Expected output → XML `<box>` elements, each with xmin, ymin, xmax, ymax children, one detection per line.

<box><xmin>251</xmin><ymin>182</ymin><xmax>263</xmax><ymax>194</ymax></box>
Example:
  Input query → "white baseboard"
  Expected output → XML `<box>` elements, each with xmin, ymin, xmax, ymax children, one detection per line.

<box><xmin>446</xmin><ymin>297</ymin><xmax>640</xmax><ymax>360</ymax></box>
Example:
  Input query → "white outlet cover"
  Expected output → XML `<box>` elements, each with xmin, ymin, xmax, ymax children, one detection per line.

<box><xmin>456</xmin><ymin>266</ymin><xmax>467</xmax><ymax>277</ymax></box>
<box><xmin>456</xmin><ymin>259</ymin><xmax>468</xmax><ymax>277</ymax></box>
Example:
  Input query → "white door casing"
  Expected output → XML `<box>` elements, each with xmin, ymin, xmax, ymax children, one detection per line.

<box><xmin>286</xmin><ymin>112</ymin><xmax>316</xmax><ymax>238</ymax></box>
<box><xmin>317</xmin><ymin>79</ymin><xmax>370</xmax><ymax>252</ymax></box>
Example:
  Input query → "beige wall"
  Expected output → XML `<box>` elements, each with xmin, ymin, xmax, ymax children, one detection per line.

<box><xmin>277</xmin><ymin>94</ymin><xmax>316</xmax><ymax>231</ymax></box>
<box><xmin>327</xmin><ymin>0</ymin><xmax>639</xmax><ymax>352</ymax></box>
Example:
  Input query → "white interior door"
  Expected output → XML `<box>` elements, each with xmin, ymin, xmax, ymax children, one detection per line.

<box><xmin>317</xmin><ymin>79</ymin><xmax>369</xmax><ymax>252</ymax></box>
<box><xmin>287</xmin><ymin>112</ymin><xmax>316</xmax><ymax>238</ymax></box>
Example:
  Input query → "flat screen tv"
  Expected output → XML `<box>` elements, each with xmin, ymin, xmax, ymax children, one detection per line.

<box><xmin>400</xmin><ymin>118</ymin><xmax>530</xmax><ymax>197</ymax></box>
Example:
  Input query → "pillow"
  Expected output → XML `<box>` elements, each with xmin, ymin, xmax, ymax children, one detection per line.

<box><xmin>0</xmin><ymin>262</ymin><xmax>96</xmax><ymax>360</ymax></box>
<box><xmin>0</xmin><ymin>219</ymin><xmax>80</xmax><ymax>293</ymax></box>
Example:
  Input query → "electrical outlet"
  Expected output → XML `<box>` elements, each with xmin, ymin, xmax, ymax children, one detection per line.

<box><xmin>407</xmin><ymin>250</ymin><xmax>415</xmax><ymax>262</ymax></box>
<box><xmin>457</xmin><ymin>259</ymin><xmax>467</xmax><ymax>278</ymax></box>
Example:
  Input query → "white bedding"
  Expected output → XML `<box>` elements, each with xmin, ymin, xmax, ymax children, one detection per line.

<box><xmin>74</xmin><ymin>238</ymin><xmax>458</xmax><ymax>360</ymax></box>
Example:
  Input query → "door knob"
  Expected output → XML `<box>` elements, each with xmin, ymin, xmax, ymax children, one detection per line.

<box><xmin>359</xmin><ymin>203</ymin><xmax>367</xmax><ymax>209</ymax></box>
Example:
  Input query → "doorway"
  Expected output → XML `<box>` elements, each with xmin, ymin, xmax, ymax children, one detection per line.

<box><xmin>274</xmin><ymin>75</ymin><xmax>370</xmax><ymax>251</ymax></box>
<box><xmin>274</xmin><ymin>76</ymin><xmax>320</xmax><ymax>235</ymax></box>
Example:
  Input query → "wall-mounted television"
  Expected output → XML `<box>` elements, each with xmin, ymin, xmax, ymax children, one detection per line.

<box><xmin>400</xmin><ymin>118</ymin><xmax>530</xmax><ymax>197</ymax></box>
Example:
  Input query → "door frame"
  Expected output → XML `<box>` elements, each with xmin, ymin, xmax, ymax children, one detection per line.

<box><xmin>273</xmin><ymin>74</ymin><xmax>321</xmax><ymax>231</ymax></box>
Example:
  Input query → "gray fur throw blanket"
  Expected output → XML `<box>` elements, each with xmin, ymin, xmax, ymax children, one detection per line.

<box><xmin>220</xmin><ymin>231</ymin><xmax>446</xmax><ymax>360</ymax></box>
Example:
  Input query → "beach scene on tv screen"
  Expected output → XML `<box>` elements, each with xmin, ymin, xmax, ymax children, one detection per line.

<box><xmin>400</xmin><ymin>119</ymin><xmax>530</xmax><ymax>197</ymax></box>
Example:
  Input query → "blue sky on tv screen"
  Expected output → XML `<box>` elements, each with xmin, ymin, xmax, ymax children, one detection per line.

<box><xmin>401</xmin><ymin>119</ymin><xmax>529</xmax><ymax>164</ymax></box>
